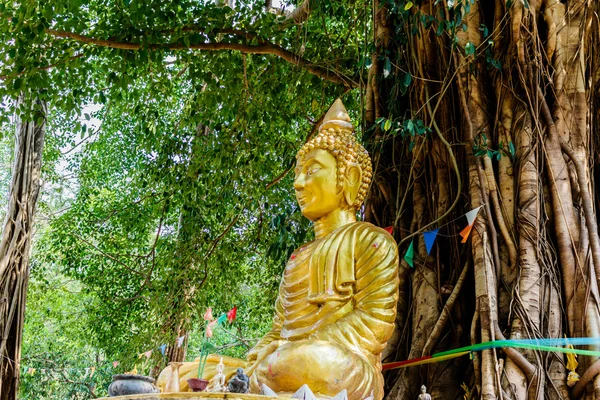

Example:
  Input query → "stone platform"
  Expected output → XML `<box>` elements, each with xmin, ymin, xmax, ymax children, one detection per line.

<box><xmin>98</xmin><ymin>393</ymin><xmax>279</xmax><ymax>400</ymax></box>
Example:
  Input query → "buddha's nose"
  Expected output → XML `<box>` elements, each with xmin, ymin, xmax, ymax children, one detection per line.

<box><xmin>294</xmin><ymin>173</ymin><xmax>305</xmax><ymax>190</ymax></box>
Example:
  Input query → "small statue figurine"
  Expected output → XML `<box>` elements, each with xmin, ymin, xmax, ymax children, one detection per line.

<box><xmin>207</xmin><ymin>358</ymin><xmax>227</xmax><ymax>392</ymax></box>
<box><xmin>227</xmin><ymin>368</ymin><xmax>249</xmax><ymax>393</ymax></box>
<box><xmin>418</xmin><ymin>385</ymin><xmax>431</xmax><ymax>400</ymax></box>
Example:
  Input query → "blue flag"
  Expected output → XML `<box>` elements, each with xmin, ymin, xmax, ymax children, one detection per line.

<box><xmin>158</xmin><ymin>344</ymin><xmax>167</xmax><ymax>355</ymax></box>
<box><xmin>423</xmin><ymin>229</ymin><xmax>439</xmax><ymax>255</ymax></box>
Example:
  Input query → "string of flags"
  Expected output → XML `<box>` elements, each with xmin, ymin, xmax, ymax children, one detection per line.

<box><xmin>381</xmin><ymin>336</ymin><xmax>600</xmax><ymax>371</ymax></box>
<box><xmin>402</xmin><ymin>206</ymin><xmax>483</xmax><ymax>268</ymax></box>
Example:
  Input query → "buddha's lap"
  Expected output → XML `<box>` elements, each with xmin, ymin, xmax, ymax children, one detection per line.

<box><xmin>252</xmin><ymin>339</ymin><xmax>378</xmax><ymax>398</ymax></box>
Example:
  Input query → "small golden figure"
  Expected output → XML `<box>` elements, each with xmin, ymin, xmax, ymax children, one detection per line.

<box><xmin>566</xmin><ymin>342</ymin><xmax>580</xmax><ymax>387</ymax></box>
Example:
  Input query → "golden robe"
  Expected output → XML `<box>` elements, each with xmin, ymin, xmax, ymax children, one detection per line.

<box><xmin>247</xmin><ymin>222</ymin><xmax>399</xmax><ymax>400</ymax></box>
<box><xmin>158</xmin><ymin>222</ymin><xmax>398</xmax><ymax>400</ymax></box>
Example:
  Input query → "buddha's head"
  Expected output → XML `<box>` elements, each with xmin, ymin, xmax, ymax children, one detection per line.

<box><xmin>294</xmin><ymin>99</ymin><xmax>373</xmax><ymax>221</ymax></box>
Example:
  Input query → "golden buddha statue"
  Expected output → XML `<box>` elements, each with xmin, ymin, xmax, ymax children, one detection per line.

<box><xmin>158</xmin><ymin>99</ymin><xmax>399</xmax><ymax>400</ymax></box>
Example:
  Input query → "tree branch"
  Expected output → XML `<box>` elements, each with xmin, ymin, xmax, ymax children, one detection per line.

<box><xmin>45</xmin><ymin>28</ymin><xmax>357</xmax><ymax>88</ymax></box>
<box><xmin>0</xmin><ymin>53</ymin><xmax>85</xmax><ymax>81</ymax></box>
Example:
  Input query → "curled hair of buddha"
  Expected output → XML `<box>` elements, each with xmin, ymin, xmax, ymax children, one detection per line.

<box><xmin>296</xmin><ymin>100</ymin><xmax>373</xmax><ymax>209</ymax></box>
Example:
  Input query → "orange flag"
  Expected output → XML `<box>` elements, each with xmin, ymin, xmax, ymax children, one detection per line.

<box><xmin>459</xmin><ymin>224</ymin><xmax>474</xmax><ymax>243</ymax></box>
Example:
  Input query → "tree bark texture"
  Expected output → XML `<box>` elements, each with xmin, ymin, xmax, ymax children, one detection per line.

<box><xmin>0</xmin><ymin>98</ymin><xmax>46</xmax><ymax>400</ymax></box>
<box><xmin>363</xmin><ymin>1</ymin><xmax>600</xmax><ymax>399</ymax></box>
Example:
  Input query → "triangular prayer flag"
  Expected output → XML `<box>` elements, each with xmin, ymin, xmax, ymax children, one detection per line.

<box><xmin>423</xmin><ymin>229</ymin><xmax>439</xmax><ymax>255</ymax></box>
<box><xmin>84</xmin><ymin>367</ymin><xmax>90</xmax><ymax>378</ymax></box>
<box><xmin>158</xmin><ymin>344</ymin><xmax>166</xmax><ymax>356</ymax></box>
<box><xmin>459</xmin><ymin>224</ymin><xmax>474</xmax><ymax>243</ymax></box>
<box><xmin>206</xmin><ymin>324</ymin><xmax>213</xmax><ymax>338</ymax></box>
<box><xmin>144</xmin><ymin>350</ymin><xmax>152</xmax><ymax>358</ymax></box>
<box><xmin>90</xmin><ymin>366</ymin><xmax>96</xmax><ymax>378</ymax></box>
<box><xmin>384</xmin><ymin>226</ymin><xmax>394</xmax><ymax>235</ymax></box>
<box><xmin>404</xmin><ymin>240</ymin><xmax>414</xmax><ymax>268</ymax></box>
<box><xmin>177</xmin><ymin>335</ymin><xmax>185</xmax><ymax>347</ymax></box>
<box><xmin>465</xmin><ymin>206</ymin><xmax>482</xmax><ymax>226</ymax></box>
<box><xmin>227</xmin><ymin>306</ymin><xmax>237</xmax><ymax>323</ymax></box>
<box><xmin>113</xmin><ymin>361</ymin><xmax>120</xmax><ymax>368</ymax></box>
<box><xmin>217</xmin><ymin>314</ymin><xmax>228</xmax><ymax>324</ymax></box>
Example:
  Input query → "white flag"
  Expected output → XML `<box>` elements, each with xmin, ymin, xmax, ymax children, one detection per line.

<box><xmin>465</xmin><ymin>206</ymin><xmax>482</xmax><ymax>226</ymax></box>
<box><xmin>177</xmin><ymin>335</ymin><xmax>185</xmax><ymax>347</ymax></box>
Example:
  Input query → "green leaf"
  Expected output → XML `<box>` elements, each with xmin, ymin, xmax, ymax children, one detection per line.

<box><xmin>404</xmin><ymin>1</ymin><xmax>413</xmax><ymax>10</ymax></box>
<box><xmin>383</xmin><ymin>57</ymin><xmax>392</xmax><ymax>78</ymax></box>
<box><xmin>509</xmin><ymin>141</ymin><xmax>516</xmax><ymax>157</ymax></box>
<box><xmin>465</xmin><ymin>42</ymin><xmax>475</xmax><ymax>56</ymax></box>
<box><xmin>436</xmin><ymin>21</ymin><xmax>445</xmax><ymax>36</ymax></box>
<box><xmin>383</xmin><ymin>119</ymin><xmax>392</xmax><ymax>132</ymax></box>
<box><xmin>490</xmin><ymin>59</ymin><xmax>502</xmax><ymax>70</ymax></box>
<box><xmin>479</xmin><ymin>24</ymin><xmax>489</xmax><ymax>38</ymax></box>
<box><xmin>406</xmin><ymin>119</ymin><xmax>414</xmax><ymax>135</ymax></box>
<box><xmin>12</xmin><ymin>78</ymin><xmax>22</xmax><ymax>91</ymax></box>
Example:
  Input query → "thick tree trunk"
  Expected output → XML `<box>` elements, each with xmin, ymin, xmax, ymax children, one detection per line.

<box><xmin>369</xmin><ymin>1</ymin><xmax>600</xmax><ymax>399</ymax></box>
<box><xmin>0</xmin><ymin>98</ymin><xmax>46</xmax><ymax>400</ymax></box>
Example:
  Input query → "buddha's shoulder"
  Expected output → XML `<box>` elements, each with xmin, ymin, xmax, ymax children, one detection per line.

<box><xmin>344</xmin><ymin>221</ymin><xmax>396</xmax><ymax>243</ymax></box>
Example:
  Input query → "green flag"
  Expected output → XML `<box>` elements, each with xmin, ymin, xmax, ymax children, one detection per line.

<box><xmin>404</xmin><ymin>240</ymin><xmax>414</xmax><ymax>268</ymax></box>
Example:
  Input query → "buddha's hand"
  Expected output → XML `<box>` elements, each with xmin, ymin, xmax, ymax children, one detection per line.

<box><xmin>246</xmin><ymin>340</ymin><xmax>287</xmax><ymax>376</ymax></box>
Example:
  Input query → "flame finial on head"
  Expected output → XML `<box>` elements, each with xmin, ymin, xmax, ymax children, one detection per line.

<box><xmin>319</xmin><ymin>98</ymin><xmax>353</xmax><ymax>132</ymax></box>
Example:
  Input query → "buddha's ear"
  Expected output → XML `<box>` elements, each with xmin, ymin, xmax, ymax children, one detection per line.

<box><xmin>344</xmin><ymin>163</ymin><xmax>362</xmax><ymax>207</ymax></box>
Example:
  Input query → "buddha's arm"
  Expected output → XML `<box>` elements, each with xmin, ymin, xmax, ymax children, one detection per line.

<box><xmin>310</xmin><ymin>230</ymin><xmax>399</xmax><ymax>358</ymax></box>
<box><xmin>247</xmin><ymin>292</ymin><xmax>285</xmax><ymax>362</ymax></box>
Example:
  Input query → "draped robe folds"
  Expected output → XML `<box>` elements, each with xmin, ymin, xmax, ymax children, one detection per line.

<box><xmin>157</xmin><ymin>222</ymin><xmax>399</xmax><ymax>400</ymax></box>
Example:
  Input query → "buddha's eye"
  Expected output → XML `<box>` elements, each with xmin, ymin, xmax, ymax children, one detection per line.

<box><xmin>307</xmin><ymin>166</ymin><xmax>320</xmax><ymax>176</ymax></box>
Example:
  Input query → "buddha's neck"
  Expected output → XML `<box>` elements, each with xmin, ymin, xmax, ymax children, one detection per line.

<box><xmin>313</xmin><ymin>208</ymin><xmax>357</xmax><ymax>239</ymax></box>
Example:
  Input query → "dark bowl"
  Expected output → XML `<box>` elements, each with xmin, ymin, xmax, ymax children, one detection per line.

<box><xmin>187</xmin><ymin>378</ymin><xmax>210</xmax><ymax>392</ymax></box>
<box><xmin>108</xmin><ymin>374</ymin><xmax>159</xmax><ymax>396</ymax></box>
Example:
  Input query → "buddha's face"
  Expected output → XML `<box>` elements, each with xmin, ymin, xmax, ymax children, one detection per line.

<box><xmin>294</xmin><ymin>149</ymin><xmax>344</xmax><ymax>221</ymax></box>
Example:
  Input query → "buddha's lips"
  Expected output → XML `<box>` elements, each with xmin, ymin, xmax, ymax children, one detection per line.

<box><xmin>296</xmin><ymin>194</ymin><xmax>311</xmax><ymax>205</ymax></box>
